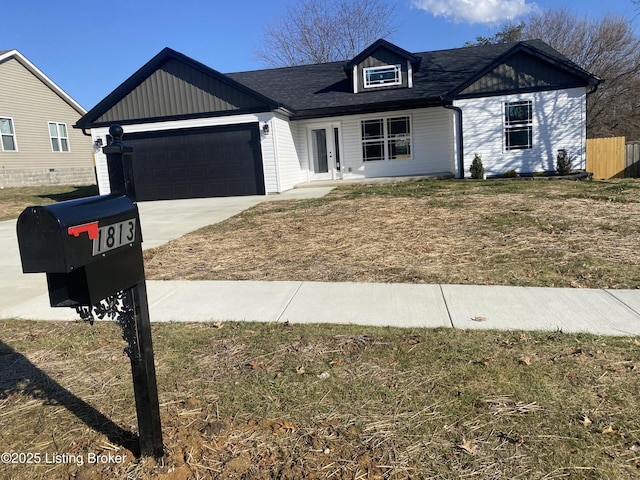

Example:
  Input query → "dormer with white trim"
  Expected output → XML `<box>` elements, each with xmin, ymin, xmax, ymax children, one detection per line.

<box><xmin>345</xmin><ymin>39</ymin><xmax>422</xmax><ymax>94</ymax></box>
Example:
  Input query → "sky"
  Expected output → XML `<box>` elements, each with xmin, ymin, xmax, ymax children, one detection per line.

<box><xmin>3</xmin><ymin>0</ymin><xmax>638</xmax><ymax>111</ymax></box>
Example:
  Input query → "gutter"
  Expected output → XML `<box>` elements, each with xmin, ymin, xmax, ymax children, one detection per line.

<box><xmin>442</xmin><ymin>98</ymin><xmax>464</xmax><ymax>179</ymax></box>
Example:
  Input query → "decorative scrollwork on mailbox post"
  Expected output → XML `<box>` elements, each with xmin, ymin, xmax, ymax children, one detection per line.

<box><xmin>76</xmin><ymin>291</ymin><xmax>141</xmax><ymax>364</ymax></box>
<box><xmin>17</xmin><ymin>124</ymin><xmax>164</xmax><ymax>458</ymax></box>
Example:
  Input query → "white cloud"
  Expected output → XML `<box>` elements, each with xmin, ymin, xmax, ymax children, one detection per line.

<box><xmin>413</xmin><ymin>0</ymin><xmax>537</xmax><ymax>24</ymax></box>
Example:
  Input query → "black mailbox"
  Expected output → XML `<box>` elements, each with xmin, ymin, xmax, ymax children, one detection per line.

<box><xmin>16</xmin><ymin>193</ymin><xmax>144</xmax><ymax>307</ymax></box>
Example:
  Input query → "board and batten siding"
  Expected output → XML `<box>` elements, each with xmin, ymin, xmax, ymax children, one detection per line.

<box><xmin>0</xmin><ymin>57</ymin><xmax>94</xmax><ymax>186</ymax></box>
<box><xmin>295</xmin><ymin>107</ymin><xmax>456</xmax><ymax>180</ymax></box>
<box><xmin>455</xmin><ymin>87</ymin><xmax>586</xmax><ymax>177</ymax></box>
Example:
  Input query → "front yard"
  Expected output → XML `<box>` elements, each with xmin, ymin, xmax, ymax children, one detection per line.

<box><xmin>144</xmin><ymin>179</ymin><xmax>640</xmax><ymax>289</ymax></box>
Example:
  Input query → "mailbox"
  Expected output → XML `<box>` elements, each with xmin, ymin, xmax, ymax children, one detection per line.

<box><xmin>16</xmin><ymin>193</ymin><xmax>144</xmax><ymax>307</ymax></box>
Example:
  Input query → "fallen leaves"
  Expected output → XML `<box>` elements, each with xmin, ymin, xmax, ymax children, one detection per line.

<box><xmin>457</xmin><ymin>437</ymin><xmax>478</xmax><ymax>455</ymax></box>
<box><xmin>472</xmin><ymin>316</ymin><xmax>488</xmax><ymax>322</ymax></box>
<box><xmin>520</xmin><ymin>355</ymin><xmax>532</xmax><ymax>366</ymax></box>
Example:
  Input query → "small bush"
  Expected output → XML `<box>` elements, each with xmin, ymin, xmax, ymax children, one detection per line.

<box><xmin>503</xmin><ymin>169</ymin><xmax>519</xmax><ymax>178</ymax></box>
<box><xmin>556</xmin><ymin>149</ymin><xmax>572</xmax><ymax>176</ymax></box>
<box><xmin>470</xmin><ymin>154</ymin><xmax>484</xmax><ymax>179</ymax></box>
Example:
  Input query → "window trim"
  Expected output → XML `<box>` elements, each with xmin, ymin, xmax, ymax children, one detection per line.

<box><xmin>363</xmin><ymin>64</ymin><xmax>402</xmax><ymax>89</ymax></box>
<box><xmin>361</xmin><ymin>115</ymin><xmax>412</xmax><ymax>162</ymax></box>
<box><xmin>504</xmin><ymin>100</ymin><xmax>533</xmax><ymax>151</ymax></box>
<box><xmin>0</xmin><ymin>117</ymin><xmax>18</xmax><ymax>152</ymax></box>
<box><xmin>48</xmin><ymin>122</ymin><xmax>70</xmax><ymax>152</ymax></box>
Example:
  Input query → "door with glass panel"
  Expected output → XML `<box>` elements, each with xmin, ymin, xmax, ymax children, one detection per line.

<box><xmin>309</xmin><ymin>124</ymin><xmax>341</xmax><ymax>180</ymax></box>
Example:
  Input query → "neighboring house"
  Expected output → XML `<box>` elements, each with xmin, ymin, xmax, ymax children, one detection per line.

<box><xmin>75</xmin><ymin>39</ymin><xmax>600</xmax><ymax>201</ymax></box>
<box><xmin>0</xmin><ymin>49</ymin><xmax>94</xmax><ymax>187</ymax></box>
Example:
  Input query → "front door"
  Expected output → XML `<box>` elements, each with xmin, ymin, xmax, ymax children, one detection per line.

<box><xmin>309</xmin><ymin>124</ymin><xmax>341</xmax><ymax>181</ymax></box>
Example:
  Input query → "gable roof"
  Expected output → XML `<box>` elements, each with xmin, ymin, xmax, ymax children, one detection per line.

<box><xmin>76</xmin><ymin>40</ymin><xmax>602</xmax><ymax>127</ymax></box>
<box><xmin>345</xmin><ymin>38</ymin><xmax>421</xmax><ymax>71</ymax></box>
<box><xmin>76</xmin><ymin>48</ymin><xmax>282</xmax><ymax>129</ymax></box>
<box><xmin>0</xmin><ymin>49</ymin><xmax>86</xmax><ymax>114</ymax></box>
<box><xmin>228</xmin><ymin>39</ymin><xmax>600</xmax><ymax>119</ymax></box>
<box><xmin>449</xmin><ymin>40</ymin><xmax>600</xmax><ymax>99</ymax></box>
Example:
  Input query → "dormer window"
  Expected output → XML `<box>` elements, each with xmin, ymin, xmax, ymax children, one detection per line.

<box><xmin>363</xmin><ymin>65</ymin><xmax>402</xmax><ymax>88</ymax></box>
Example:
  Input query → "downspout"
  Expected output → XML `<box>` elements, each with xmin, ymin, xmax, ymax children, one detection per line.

<box><xmin>442</xmin><ymin>98</ymin><xmax>464</xmax><ymax>179</ymax></box>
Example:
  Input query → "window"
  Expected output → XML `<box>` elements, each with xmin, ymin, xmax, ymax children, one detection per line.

<box><xmin>364</xmin><ymin>65</ymin><xmax>401</xmax><ymax>88</ymax></box>
<box><xmin>362</xmin><ymin>116</ymin><xmax>411</xmax><ymax>161</ymax></box>
<box><xmin>504</xmin><ymin>101</ymin><xmax>532</xmax><ymax>150</ymax></box>
<box><xmin>49</xmin><ymin>122</ymin><xmax>69</xmax><ymax>152</ymax></box>
<box><xmin>0</xmin><ymin>117</ymin><xmax>17</xmax><ymax>151</ymax></box>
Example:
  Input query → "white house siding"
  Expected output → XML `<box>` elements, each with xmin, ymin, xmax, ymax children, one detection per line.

<box><xmin>455</xmin><ymin>87</ymin><xmax>586</xmax><ymax>177</ymax></box>
<box><xmin>91</xmin><ymin>113</ymin><xmax>275</xmax><ymax>195</ymax></box>
<box><xmin>271</xmin><ymin>114</ymin><xmax>305</xmax><ymax>192</ymax></box>
<box><xmin>294</xmin><ymin>107</ymin><xmax>456</xmax><ymax>181</ymax></box>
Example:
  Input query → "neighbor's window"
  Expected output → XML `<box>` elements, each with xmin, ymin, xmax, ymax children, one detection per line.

<box><xmin>0</xmin><ymin>117</ymin><xmax>17</xmax><ymax>151</ymax></box>
<box><xmin>504</xmin><ymin>100</ymin><xmax>532</xmax><ymax>150</ymax></box>
<box><xmin>49</xmin><ymin>122</ymin><xmax>69</xmax><ymax>152</ymax></box>
<box><xmin>364</xmin><ymin>65</ymin><xmax>401</xmax><ymax>88</ymax></box>
<box><xmin>362</xmin><ymin>116</ymin><xmax>411</xmax><ymax>161</ymax></box>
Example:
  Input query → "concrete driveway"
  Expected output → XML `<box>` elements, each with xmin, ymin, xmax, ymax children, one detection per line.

<box><xmin>0</xmin><ymin>187</ymin><xmax>334</xmax><ymax>319</ymax></box>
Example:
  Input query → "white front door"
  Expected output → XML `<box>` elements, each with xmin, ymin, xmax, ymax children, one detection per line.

<box><xmin>309</xmin><ymin>124</ymin><xmax>341</xmax><ymax>181</ymax></box>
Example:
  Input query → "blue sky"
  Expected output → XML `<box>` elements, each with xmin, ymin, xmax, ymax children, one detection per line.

<box><xmin>4</xmin><ymin>0</ymin><xmax>638</xmax><ymax>110</ymax></box>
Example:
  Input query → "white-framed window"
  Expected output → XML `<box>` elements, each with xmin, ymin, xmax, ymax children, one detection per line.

<box><xmin>0</xmin><ymin>117</ymin><xmax>17</xmax><ymax>152</ymax></box>
<box><xmin>504</xmin><ymin>100</ymin><xmax>533</xmax><ymax>150</ymax></box>
<box><xmin>363</xmin><ymin>65</ymin><xmax>402</xmax><ymax>88</ymax></box>
<box><xmin>362</xmin><ymin>116</ymin><xmax>411</xmax><ymax>161</ymax></box>
<box><xmin>49</xmin><ymin>122</ymin><xmax>70</xmax><ymax>152</ymax></box>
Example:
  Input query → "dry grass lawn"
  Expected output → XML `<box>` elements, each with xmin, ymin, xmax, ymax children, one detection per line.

<box><xmin>1</xmin><ymin>319</ymin><xmax>639</xmax><ymax>479</ymax></box>
<box><xmin>144</xmin><ymin>179</ymin><xmax>640</xmax><ymax>289</ymax></box>
<box><xmin>0</xmin><ymin>185</ymin><xmax>98</xmax><ymax>221</ymax></box>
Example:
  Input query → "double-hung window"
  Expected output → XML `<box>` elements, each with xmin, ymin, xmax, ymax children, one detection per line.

<box><xmin>504</xmin><ymin>100</ymin><xmax>533</xmax><ymax>150</ymax></box>
<box><xmin>362</xmin><ymin>116</ymin><xmax>411</xmax><ymax>161</ymax></box>
<box><xmin>49</xmin><ymin>122</ymin><xmax>70</xmax><ymax>152</ymax></box>
<box><xmin>0</xmin><ymin>117</ymin><xmax>17</xmax><ymax>152</ymax></box>
<box><xmin>364</xmin><ymin>65</ymin><xmax>401</xmax><ymax>88</ymax></box>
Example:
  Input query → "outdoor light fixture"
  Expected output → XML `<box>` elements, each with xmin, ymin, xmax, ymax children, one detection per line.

<box><xmin>262</xmin><ymin>123</ymin><xmax>270</xmax><ymax>135</ymax></box>
<box><xmin>94</xmin><ymin>137</ymin><xmax>103</xmax><ymax>148</ymax></box>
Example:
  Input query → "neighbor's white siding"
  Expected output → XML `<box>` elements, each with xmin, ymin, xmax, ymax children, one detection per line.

<box><xmin>455</xmin><ymin>87</ymin><xmax>587</xmax><ymax>177</ymax></box>
<box><xmin>295</xmin><ymin>107</ymin><xmax>456</xmax><ymax>180</ymax></box>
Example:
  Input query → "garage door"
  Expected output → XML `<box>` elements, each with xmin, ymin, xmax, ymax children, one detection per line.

<box><xmin>124</xmin><ymin>124</ymin><xmax>265</xmax><ymax>201</ymax></box>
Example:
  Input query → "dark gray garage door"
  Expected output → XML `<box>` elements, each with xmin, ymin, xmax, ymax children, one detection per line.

<box><xmin>124</xmin><ymin>123</ymin><xmax>265</xmax><ymax>201</ymax></box>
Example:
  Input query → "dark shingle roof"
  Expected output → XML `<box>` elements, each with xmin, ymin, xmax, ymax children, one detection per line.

<box><xmin>75</xmin><ymin>39</ymin><xmax>602</xmax><ymax>128</ymax></box>
<box><xmin>227</xmin><ymin>40</ymin><xmax>599</xmax><ymax>119</ymax></box>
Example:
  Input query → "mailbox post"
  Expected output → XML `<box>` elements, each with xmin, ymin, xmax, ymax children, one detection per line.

<box><xmin>16</xmin><ymin>124</ymin><xmax>163</xmax><ymax>458</ymax></box>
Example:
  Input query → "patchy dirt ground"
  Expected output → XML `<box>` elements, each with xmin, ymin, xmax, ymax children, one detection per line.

<box><xmin>144</xmin><ymin>180</ymin><xmax>640</xmax><ymax>289</ymax></box>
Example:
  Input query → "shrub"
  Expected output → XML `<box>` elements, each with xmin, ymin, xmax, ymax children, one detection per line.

<box><xmin>470</xmin><ymin>154</ymin><xmax>485</xmax><ymax>179</ymax></box>
<box><xmin>503</xmin><ymin>169</ymin><xmax>519</xmax><ymax>178</ymax></box>
<box><xmin>556</xmin><ymin>149</ymin><xmax>572</xmax><ymax>176</ymax></box>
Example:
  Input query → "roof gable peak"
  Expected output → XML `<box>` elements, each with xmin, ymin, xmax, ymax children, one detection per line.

<box><xmin>346</xmin><ymin>39</ymin><xmax>421</xmax><ymax>70</ymax></box>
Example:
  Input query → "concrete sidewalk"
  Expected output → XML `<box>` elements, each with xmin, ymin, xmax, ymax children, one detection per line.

<box><xmin>2</xmin><ymin>280</ymin><xmax>640</xmax><ymax>337</ymax></box>
<box><xmin>2</xmin><ymin>184</ymin><xmax>639</xmax><ymax>336</ymax></box>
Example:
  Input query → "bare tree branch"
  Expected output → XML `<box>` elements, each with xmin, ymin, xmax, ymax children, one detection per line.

<box><xmin>255</xmin><ymin>0</ymin><xmax>398</xmax><ymax>67</ymax></box>
<box><xmin>524</xmin><ymin>7</ymin><xmax>640</xmax><ymax>139</ymax></box>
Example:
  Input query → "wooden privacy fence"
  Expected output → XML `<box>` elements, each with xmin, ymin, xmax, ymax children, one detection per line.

<box><xmin>586</xmin><ymin>137</ymin><xmax>640</xmax><ymax>179</ymax></box>
<box><xmin>627</xmin><ymin>141</ymin><xmax>640</xmax><ymax>178</ymax></box>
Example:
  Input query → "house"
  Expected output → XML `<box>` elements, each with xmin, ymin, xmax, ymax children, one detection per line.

<box><xmin>75</xmin><ymin>39</ymin><xmax>601</xmax><ymax>201</ymax></box>
<box><xmin>0</xmin><ymin>50</ymin><xmax>95</xmax><ymax>187</ymax></box>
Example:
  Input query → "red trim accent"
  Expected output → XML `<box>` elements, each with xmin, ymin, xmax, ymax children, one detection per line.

<box><xmin>68</xmin><ymin>222</ymin><xmax>99</xmax><ymax>240</ymax></box>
